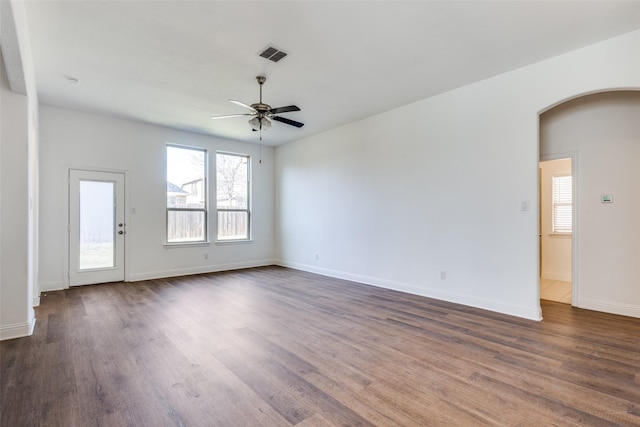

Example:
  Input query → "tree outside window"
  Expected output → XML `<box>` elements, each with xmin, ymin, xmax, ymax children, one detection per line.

<box><xmin>216</xmin><ymin>153</ymin><xmax>249</xmax><ymax>241</ymax></box>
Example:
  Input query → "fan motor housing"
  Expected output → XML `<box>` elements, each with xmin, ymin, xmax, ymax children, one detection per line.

<box><xmin>251</xmin><ymin>103</ymin><xmax>271</xmax><ymax>113</ymax></box>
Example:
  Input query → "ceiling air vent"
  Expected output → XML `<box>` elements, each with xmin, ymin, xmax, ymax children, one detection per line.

<box><xmin>259</xmin><ymin>46</ymin><xmax>288</xmax><ymax>63</ymax></box>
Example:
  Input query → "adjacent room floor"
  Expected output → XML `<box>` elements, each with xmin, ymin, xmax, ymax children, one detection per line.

<box><xmin>540</xmin><ymin>278</ymin><xmax>572</xmax><ymax>304</ymax></box>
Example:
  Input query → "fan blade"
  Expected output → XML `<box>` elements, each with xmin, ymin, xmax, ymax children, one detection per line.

<box><xmin>272</xmin><ymin>115</ymin><xmax>304</xmax><ymax>128</ymax></box>
<box><xmin>211</xmin><ymin>113</ymin><xmax>252</xmax><ymax>120</ymax></box>
<box><xmin>229</xmin><ymin>99</ymin><xmax>255</xmax><ymax>111</ymax></box>
<box><xmin>269</xmin><ymin>105</ymin><xmax>300</xmax><ymax>115</ymax></box>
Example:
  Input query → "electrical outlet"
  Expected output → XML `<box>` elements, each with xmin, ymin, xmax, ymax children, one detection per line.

<box><xmin>440</xmin><ymin>270</ymin><xmax>447</xmax><ymax>280</ymax></box>
<box><xmin>204</xmin><ymin>253</ymin><xmax>209</xmax><ymax>260</ymax></box>
<box><xmin>315</xmin><ymin>253</ymin><xmax>319</xmax><ymax>261</ymax></box>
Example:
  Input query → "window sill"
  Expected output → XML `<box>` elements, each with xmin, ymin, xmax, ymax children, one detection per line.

<box><xmin>164</xmin><ymin>241</ymin><xmax>211</xmax><ymax>248</ymax></box>
<box><xmin>549</xmin><ymin>233</ymin><xmax>572</xmax><ymax>238</ymax></box>
<box><xmin>215</xmin><ymin>239</ymin><xmax>253</xmax><ymax>245</ymax></box>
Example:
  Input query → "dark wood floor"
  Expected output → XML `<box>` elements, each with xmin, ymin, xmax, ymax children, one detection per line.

<box><xmin>2</xmin><ymin>266</ymin><xmax>639</xmax><ymax>426</ymax></box>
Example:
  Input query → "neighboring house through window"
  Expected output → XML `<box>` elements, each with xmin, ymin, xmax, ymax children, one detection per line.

<box><xmin>166</xmin><ymin>144</ymin><xmax>207</xmax><ymax>243</ymax></box>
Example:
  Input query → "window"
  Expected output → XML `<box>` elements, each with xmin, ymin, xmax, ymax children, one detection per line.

<box><xmin>216</xmin><ymin>152</ymin><xmax>250</xmax><ymax>241</ymax></box>
<box><xmin>166</xmin><ymin>145</ymin><xmax>207</xmax><ymax>243</ymax></box>
<box><xmin>552</xmin><ymin>175</ymin><xmax>572</xmax><ymax>234</ymax></box>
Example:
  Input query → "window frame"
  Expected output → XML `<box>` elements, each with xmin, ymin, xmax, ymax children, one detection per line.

<box><xmin>551</xmin><ymin>174</ymin><xmax>572</xmax><ymax>235</ymax></box>
<box><xmin>166</xmin><ymin>144</ymin><xmax>209</xmax><ymax>245</ymax></box>
<box><xmin>216</xmin><ymin>151</ymin><xmax>251</xmax><ymax>242</ymax></box>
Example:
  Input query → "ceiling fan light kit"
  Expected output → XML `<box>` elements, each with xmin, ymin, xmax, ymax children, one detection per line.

<box><xmin>211</xmin><ymin>75</ymin><xmax>303</xmax><ymax>140</ymax></box>
<box><xmin>249</xmin><ymin>116</ymin><xmax>271</xmax><ymax>131</ymax></box>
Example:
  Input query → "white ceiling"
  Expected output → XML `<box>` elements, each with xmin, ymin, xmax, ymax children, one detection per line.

<box><xmin>22</xmin><ymin>1</ymin><xmax>640</xmax><ymax>146</ymax></box>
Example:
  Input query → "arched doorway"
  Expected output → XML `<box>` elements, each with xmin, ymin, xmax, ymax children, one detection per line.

<box><xmin>539</xmin><ymin>90</ymin><xmax>640</xmax><ymax>318</ymax></box>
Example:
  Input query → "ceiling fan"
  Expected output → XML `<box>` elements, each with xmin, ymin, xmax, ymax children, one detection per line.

<box><xmin>211</xmin><ymin>76</ymin><xmax>304</xmax><ymax>139</ymax></box>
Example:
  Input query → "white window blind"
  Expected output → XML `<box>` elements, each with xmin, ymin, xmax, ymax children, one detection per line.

<box><xmin>552</xmin><ymin>175</ymin><xmax>572</xmax><ymax>234</ymax></box>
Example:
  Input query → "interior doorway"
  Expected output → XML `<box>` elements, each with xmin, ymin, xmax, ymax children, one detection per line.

<box><xmin>539</xmin><ymin>158</ymin><xmax>572</xmax><ymax>304</ymax></box>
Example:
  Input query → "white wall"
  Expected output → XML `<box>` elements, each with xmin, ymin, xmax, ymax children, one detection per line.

<box><xmin>540</xmin><ymin>91</ymin><xmax>640</xmax><ymax>318</ymax></box>
<box><xmin>0</xmin><ymin>53</ymin><xmax>32</xmax><ymax>339</ymax></box>
<box><xmin>39</xmin><ymin>106</ymin><xmax>275</xmax><ymax>290</ymax></box>
<box><xmin>275</xmin><ymin>29</ymin><xmax>640</xmax><ymax>320</ymax></box>
<box><xmin>539</xmin><ymin>158</ymin><xmax>572</xmax><ymax>282</ymax></box>
<box><xmin>1</xmin><ymin>0</ymin><xmax>38</xmax><ymax>340</ymax></box>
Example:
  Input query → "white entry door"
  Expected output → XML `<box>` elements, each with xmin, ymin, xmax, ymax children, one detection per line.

<box><xmin>69</xmin><ymin>169</ymin><xmax>125</xmax><ymax>286</ymax></box>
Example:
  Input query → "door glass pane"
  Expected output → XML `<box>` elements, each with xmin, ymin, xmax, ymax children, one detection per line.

<box><xmin>79</xmin><ymin>180</ymin><xmax>115</xmax><ymax>269</ymax></box>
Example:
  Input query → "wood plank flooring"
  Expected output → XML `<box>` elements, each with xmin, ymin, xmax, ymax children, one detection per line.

<box><xmin>2</xmin><ymin>266</ymin><xmax>639</xmax><ymax>426</ymax></box>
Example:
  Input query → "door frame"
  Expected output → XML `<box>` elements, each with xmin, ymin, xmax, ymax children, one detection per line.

<box><xmin>539</xmin><ymin>152</ymin><xmax>579</xmax><ymax>307</ymax></box>
<box><xmin>64</xmin><ymin>166</ymin><xmax>130</xmax><ymax>288</ymax></box>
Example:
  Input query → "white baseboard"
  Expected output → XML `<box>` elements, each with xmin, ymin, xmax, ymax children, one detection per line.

<box><xmin>40</xmin><ymin>281</ymin><xmax>66</xmax><ymax>292</ymax></box>
<box><xmin>127</xmin><ymin>259</ymin><xmax>278</xmax><ymax>282</ymax></box>
<box><xmin>33</xmin><ymin>295</ymin><xmax>40</xmax><ymax>307</ymax></box>
<box><xmin>38</xmin><ymin>261</ymin><xmax>277</xmax><ymax>289</ymax></box>
<box><xmin>0</xmin><ymin>318</ymin><xmax>36</xmax><ymax>341</ymax></box>
<box><xmin>577</xmin><ymin>297</ymin><xmax>640</xmax><ymax>319</ymax></box>
<box><xmin>277</xmin><ymin>260</ymin><xmax>542</xmax><ymax>321</ymax></box>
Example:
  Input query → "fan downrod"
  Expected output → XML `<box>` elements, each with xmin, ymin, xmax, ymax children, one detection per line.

<box><xmin>251</xmin><ymin>76</ymin><xmax>270</xmax><ymax>112</ymax></box>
